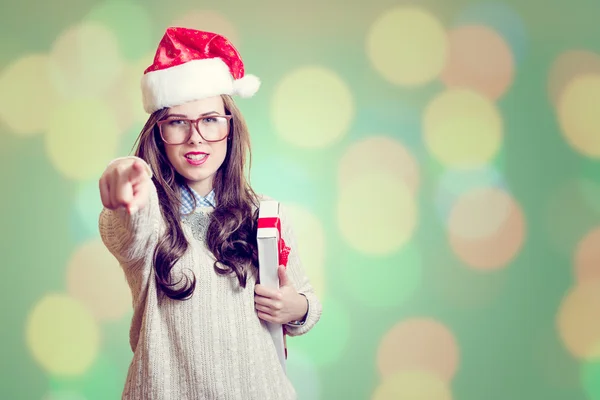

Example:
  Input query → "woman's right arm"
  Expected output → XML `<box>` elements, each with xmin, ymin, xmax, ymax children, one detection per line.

<box><xmin>98</xmin><ymin>156</ymin><xmax>161</xmax><ymax>266</ymax></box>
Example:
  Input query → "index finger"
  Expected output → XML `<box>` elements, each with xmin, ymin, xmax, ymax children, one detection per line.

<box><xmin>128</xmin><ymin>160</ymin><xmax>149</xmax><ymax>184</ymax></box>
<box><xmin>254</xmin><ymin>284</ymin><xmax>282</xmax><ymax>299</ymax></box>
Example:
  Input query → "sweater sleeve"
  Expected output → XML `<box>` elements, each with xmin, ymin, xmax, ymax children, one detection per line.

<box><xmin>278</xmin><ymin>202</ymin><xmax>323</xmax><ymax>337</ymax></box>
<box><xmin>98</xmin><ymin>158</ymin><xmax>161</xmax><ymax>269</ymax></box>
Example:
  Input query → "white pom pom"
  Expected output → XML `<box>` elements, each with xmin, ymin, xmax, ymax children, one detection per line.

<box><xmin>233</xmin><ymin>74</ymin><xmax>261</xmax><ymax>97</ymax></box>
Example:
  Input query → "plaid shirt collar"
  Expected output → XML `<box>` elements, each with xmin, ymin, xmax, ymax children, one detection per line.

<box><xmin>180</xmin><ymin>185</ymin><xmax>216</xmax><ymax>214</ymax></box>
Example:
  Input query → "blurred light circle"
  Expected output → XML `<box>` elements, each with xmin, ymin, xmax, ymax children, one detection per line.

<box><xmin>367</xmin><ymin>6</ymin><xmax>448</xmax><ymax>86</ymax></box>
<box><xmin>557</xmin><ymin>282</ymin><xmax>600</xmax><ymax>360</ymax></box>
<box><xmin>66</xmin><ymin>239</ymin><xmax>131</xmax><ymax>322</ymax></box>
<box><xmin>337</xmin><ymin>174</ymin><xmax>417</xmax><ymax>255</ymax></box>
<box><xmin>441</xmin><ymin>25</ymin><xmax>515</xmax><ymax>99</ymax></box>
<box><xmin>26</xmin><ymin>293</ymin><xmax>99</xmax><ymax>376</ymax></box>
<box><xmin>0</xmin><ymin>54</ymin><xmax>60</xmax><ymax>136</ymax></box>
<box><xmin>272</xmin><ymin>66</ymin><xmax>354</xmax><ymax>148</ymax></box>
<box><xmin>423</xmin><ymin>89</ymin><xmax>503</xmax><ymax>168</ymax></box>
<box><xmin>377</xmin><ymin>317</ymin><xmax>459</xmax><ymax>382</ymax></box>
<box><xmin>557</xmin><ymin>74</ymin><xmax>600</xmax><ymax>158</ymax></box>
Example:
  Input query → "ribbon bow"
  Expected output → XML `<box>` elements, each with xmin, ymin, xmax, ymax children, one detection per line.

<box><xmin>257</xmin><ymin>217</ymin><xmax>291</xmax><ymax>266</ymax></box>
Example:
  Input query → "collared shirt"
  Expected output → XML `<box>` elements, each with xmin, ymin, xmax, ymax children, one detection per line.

<box><xmin>180</xmin><ymin>186</ymin><xmax>216</xmax><ymax>214</ymax></box>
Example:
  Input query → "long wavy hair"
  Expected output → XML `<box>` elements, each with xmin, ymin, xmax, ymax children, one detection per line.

<box><xmin>131</xmin><ymin>95</ymin><xmax>260</xmax><ymax>300</ymax></box>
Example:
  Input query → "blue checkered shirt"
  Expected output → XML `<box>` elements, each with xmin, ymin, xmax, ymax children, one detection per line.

<box><xmin>180</xmin><ymin>186</ymin><xmax>216</xmax><ymax>214</ymax></box>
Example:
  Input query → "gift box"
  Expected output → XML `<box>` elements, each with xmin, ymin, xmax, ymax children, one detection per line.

<box><xmin>257</xmin><ymin>200</ymin><xmax>289</xmax><ymax>373</ymax></box>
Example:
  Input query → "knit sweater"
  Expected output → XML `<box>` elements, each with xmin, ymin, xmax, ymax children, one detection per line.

<box><xmin>99</xmin><ymin>179</ymin><xmax>322</xmax><ymax>400</ymax></box>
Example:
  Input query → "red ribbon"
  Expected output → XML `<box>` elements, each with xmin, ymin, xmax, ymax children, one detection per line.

<box><xmin>257</xmin><ymin>217</ymin><xmax>291</xmax><ymax>267</ymax></box>
<box><xmin>258</xmin><ymin>216</ymin><xmax>292</xmax><ymax>360</ymax></box>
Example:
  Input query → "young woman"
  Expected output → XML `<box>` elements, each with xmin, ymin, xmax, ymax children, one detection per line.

<box><xmin>98</xmin><ymin>27</ymin><xmax>322</xmax><ymax>400</ymax></box>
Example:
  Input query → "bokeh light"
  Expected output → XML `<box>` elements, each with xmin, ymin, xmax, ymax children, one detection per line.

<box><xmin>84</xmin><ymin>0</ymin><xmax>154</xmax><ymax>61</ymax></box>
<box><xmin>272</xmin><ymin>66</ymin><xmax>354</xmax><ymax>148</ymax></box>
<box><xmin>441</xmin><ymin>25</ymin><xmax>514</xmax><ymax>99</ymax></box>
<box><xmin>575</xmin><ymin>227</ymin><xmax>600</xmax><ymax>284</ymax></box>
<box><xmin>0</xmin><ymin>54</ymin><xmax>60</xmax><ymax>136</ymax></box>
<box><xmin>448</xmin><ymin>187</ymin><xmax>513</xmax><ymax>240</ymax></box>
<box><xmin>367</xmin><ymin>6</ymin><xmax>448</xmax><ymax>86</ymax></box>
<box><xmin>48</xmin><ymin>22</ymin><xmax>123</xmax><ymax>100</ymax></box>
<box><xmin>434</xmin><ymin>166</ymin><xmax>506</xmax><ymax>222</ymax></box>
<box><xmin>548</xmin><ymin>50</ymin><xmax>600</xmax><ymax>106</ymax></box>
<box><xmin>448</xmin><ymin>188</ymin><xmax>525</xmax><ymax>270</ymax></box>
<box><xmin>372</xmin><ymin>371</ymin><xmax>453</xmax><ymax>400</ymax></box>
<box><xmin>339</xmin><ymin>242</ymin><xmax>422</xmax><ymax>308</ymax></box>
<box><xmin>337</xmin><ymin>174</ymin><xmax>417</xmax><ymax>255</ymax></box>
<box><xmin>170</xmin><ymin>10</ymin><xmax>240</xmax><ymax>46</ymax></box>
<box><xmin>557</xmin><ymin>282</ymin><xmax>600</xmax><ymax>360</ymax></box>
<box><xmin>284</xmin><ymin>203</ymin><xmax>326</xmax><ymax>300</ymax></box>
<box><xmin>423</xmin><ymin>88</ymin><xmax>503</xmax><ymax>168</ymax></box>
<box><xmin>557</xmin><ymin>74</ymin><xmax>600</xmax><ymax>158</ymax></box>
<box><xmin>45</xmin><ymin>99</ymin><xmax>121</xmax><ymax>181</ymax></box>
<box><xmin>26</xmin><ymin>293</ymin><xmax>99</xmax><ymax>376</ymax></box>
<box><xmin>338</xmin><ymin>136</ymin><xmax>420</xmax><ymax>194</ymax></box>
<box><xmin>377</xmin><ymin>318</ymin><xmax>459</xmax><ymax>382</ymax></box>
<box><xmin>66</xmin><ymin>239</ymin><xmax>131</xmax><ymax>322</ymax></box>
<box><xmin>453</xmin><ymin>1</ymin><xmax>527</xmax><ymax>64</ymax></box>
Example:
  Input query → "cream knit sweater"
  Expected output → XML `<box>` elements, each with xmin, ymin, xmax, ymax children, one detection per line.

<box><xmin>99</xmin><ymin>180</ymin><xmax>322</xmax><ymax>400</ymax></box>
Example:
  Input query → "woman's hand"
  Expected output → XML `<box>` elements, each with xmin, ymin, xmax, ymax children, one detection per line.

<box><xmin>99</xmin><ymin>158</ymin><xmax>152</xmax><ymax>214</ymax></box>
<box><xmin>255</xmin><ymin>265</ymin><xmax>308</xmax><ymax>325</ymax></box>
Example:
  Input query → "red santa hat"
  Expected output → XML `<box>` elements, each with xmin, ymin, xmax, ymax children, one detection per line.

<box><xmin>141</xmin><ymin>27</ymin><xmax>260</xmax><ymax>114</ymax></box>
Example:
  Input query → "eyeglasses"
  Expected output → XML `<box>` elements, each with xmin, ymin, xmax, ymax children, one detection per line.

<box><xmin>157</xmin><ymin>115</ymin><xmax>233</xmax><ymax>144</ymax></box>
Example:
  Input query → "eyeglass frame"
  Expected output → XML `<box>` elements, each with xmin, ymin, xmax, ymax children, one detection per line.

<box><xmin>156</xmin><ymin>114</ymin><xmax>233</xmax><ymax>144</ymax></box>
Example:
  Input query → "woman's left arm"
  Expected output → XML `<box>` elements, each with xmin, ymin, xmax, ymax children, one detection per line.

<box><xmin>254</xmin><ymin>201</ymin><xmax>323</xmax><ymax>335</ymax></box>
<box><xmin>277</xmin><ymin>203</ymin><xmax>323</xmax><ymax>336</ymax></box>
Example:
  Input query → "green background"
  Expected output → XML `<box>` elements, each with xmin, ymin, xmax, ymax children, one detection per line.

<box><xmin>2</xmin><ymin>0</ymin><xmax>600</xmax><ymax>399</ymax></box>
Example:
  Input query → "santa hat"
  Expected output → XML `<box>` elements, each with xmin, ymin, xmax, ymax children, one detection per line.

<box><xmin>141</xmin><ymin>27</ymin><xmax>260</xmax><ymax>114</ymax></box>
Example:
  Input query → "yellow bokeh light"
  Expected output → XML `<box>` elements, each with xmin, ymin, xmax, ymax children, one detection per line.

<box><xmin>557</xmin><ymin>74</ymin><xmax>600</xmax><ymax>158</ymax></box>
<box><xmin>26</xmin><ymin>293</ymin><xmax>99</xmax><ymax>376</ymax></box>
<box><xmin>272</xmin><ymin>66</ymin><xmax>354</xmax><ymax>148</ymax></box>
<box><xmin>557</xmin><ymin>282</ymin><xmax>600</xmax><ymax>360</ymax></box>
<box><xmin>284</xmin><ymin>204</ymin><xmax>326</xmax><ymax>300</ymax></box>
<box><xmin>372</xmin><ymin>370</ymin><xmax>453</xmax><ymax>400</ymax></box>
<box><xmin>424</xmin><ymin>89</ymin><xmax>503</xmax><ymax>168</ymax></box>
<box><xmin>49</xmin><ymin>22</ymin><xmax>123</xmax><ymax>100</ymax></box>
<box><xmin>0</xmin><ymin>54</ymin><xmax>61</xmax><ymax>136</ymax></box>
<box><xmin>338</xmin><ymin>136</ymin><xmax>420</xmax><ymax>195</ymax></box>
<box><xmin>367</xmin><ymin>6</ymin><xmax>448</xmax><ymax>86</ymax></box>
<box><xmin>548</xmin><ymin>50</ymin><xmax>600</xmax><ymax>106</ymax></box>
<box><xmin>45</xmin><ymin>99</ymin><xmax>120</xmax><ymax>181</ymax></box>
<box><xmin>67</xmin><ymin>239</ymin><xmax>132</xmax><ymax>322</ymax></box>
<box><xmin>338</xmin><ymin>173</ymin><xmax>417</xmax><ymax>255</ymax></box>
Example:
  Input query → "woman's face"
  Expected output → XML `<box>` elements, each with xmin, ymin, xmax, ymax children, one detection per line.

<box><xmin>161</xmin><ymin>96</ymin><xmax>229</xmax><ymax>196</ymax></box>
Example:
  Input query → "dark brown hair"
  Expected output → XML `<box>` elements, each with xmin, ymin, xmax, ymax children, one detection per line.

<box><xmin>132</xmin><ymin>95</ymin><xmax>259</xmax><ymax>300</ymax></box>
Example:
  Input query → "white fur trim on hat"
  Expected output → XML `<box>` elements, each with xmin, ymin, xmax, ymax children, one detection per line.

<box><xmin>141</xmin><ymin>58</ymin><xmax>259</xmax><ymax>114</ymax></box>
<box><xmin>233</xmin><ymin>74</ymin><xmax>261</xmax><ymax>98</ymax></box>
